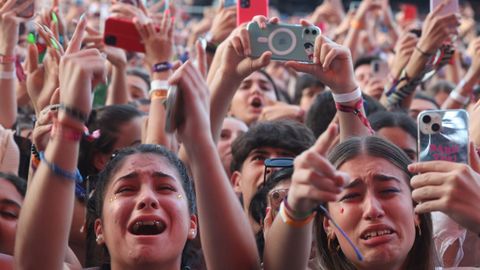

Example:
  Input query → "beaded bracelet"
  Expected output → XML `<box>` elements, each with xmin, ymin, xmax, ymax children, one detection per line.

<box><xmin>39</xmin><ymin>152</ymin><xmax>83</xmax><ymax>183</ymax></box>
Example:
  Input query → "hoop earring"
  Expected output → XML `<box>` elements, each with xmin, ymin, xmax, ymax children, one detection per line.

<box><xmin>327</xmin><ymin>234</ymin><xmax>337</xmax><ymax>252</ymax></box>
<box><xmin>416</xmin><ymin>223</ymin><xmax>422</xmax><ymax>236</ymax></box>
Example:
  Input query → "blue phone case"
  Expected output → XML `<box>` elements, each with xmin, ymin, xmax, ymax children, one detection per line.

<box><xmin>247</xmin><ymin>21</ymin><xmax>320</xmax><ymax>63</ymax></box>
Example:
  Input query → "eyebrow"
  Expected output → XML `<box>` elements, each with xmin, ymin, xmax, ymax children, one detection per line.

<box><xmin>0</xmin><ymin>199</ymin><xmax>21</xmax><ymax>209</ymax></box>
<box><xmin>344</xmin><ymin>174</ymin><xmax>402</xmax><ymax>189</ymax></box>
<box><xmin>114</xmin><ymin>171</ymin><xmax>176</xmax><ymax>184</ymax></box>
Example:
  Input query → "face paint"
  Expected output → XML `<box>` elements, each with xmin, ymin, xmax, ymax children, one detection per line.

<box><xmin>177</xmin><ymin>194</ymin><xmax>183</xmax><ymax>199</ymax></box>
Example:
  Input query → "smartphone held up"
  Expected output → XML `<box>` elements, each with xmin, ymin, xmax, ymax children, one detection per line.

<box><xmin>247</xmin><ymin>21</ymin><xmax>320</xmax><ymax>63</ymax></box>
<box><xmin>417</xmin><ymin>109</ymin><xmax>469</xmax><ymax>163</ymax></box>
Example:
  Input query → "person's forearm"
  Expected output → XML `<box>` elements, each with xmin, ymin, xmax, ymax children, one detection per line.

<box><xmin>0</xmin><ymin>62</ymin><xmax>17</xmax><ymax>128</ymax></box>
<box><xmin>445</xmin><ymin>52</ymin><xmax>462</xmax><ymax>85</ymax></box>
<box><xmin>106</xmin><ymin>65</ymin><xmax>128</xmax><ymax>105</ymax></box>
<box><xmin>263</xmin><ymin>216</ymin><xmax>313</xmax><ymax>270</ymax></box>
<box><xmin>15</xmin><ymin>119</ymin><xmax>79</xmax><ymax>270</ymax></box>
<box><xmin>441</xmin><ymin>72</ymin><xmax>476</xmax><ymax>109</ymax></box>
<box><xmin>144</xmin><ymin>70</ymin><xmax>172</xmax><ymax>147</ymax></box>
<box><xmin>209</xmin><ymin>66</ymin><xmax>242</xmax><ymax>144</ymax></box>
<box><xmin>186</xmin><ymin>135</ymin><xmax>260</xmax><ymax>270</ymax></box>
<box><xmin>343</xmin><ymin>25</ymin><xmax>361</xmax><ymax>62</ymax></box>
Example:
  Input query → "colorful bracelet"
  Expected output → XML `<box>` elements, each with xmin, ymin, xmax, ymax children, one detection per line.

<box><xmin>39</xmin><ymin>152</ymin><xmax>83</xmax><ymax>183</ymax></box>
<box><xmin>335</xmin><ymin>98</ymin><xmax>375</xmax><ymax>135</ymax></box>
<box><xmin>279</xmin><ymin>201</ymin><xmax>315</xmax><ymax>228</ymax></box>
<box><xmin>283</xmin><ymin>196</ymin><xmax>314</xmax><ymax>220</ymax></box>
<box><xmin>0</xmin><ymin>55</ymin><xmax>16</xmax><ymax>64</ymax></box>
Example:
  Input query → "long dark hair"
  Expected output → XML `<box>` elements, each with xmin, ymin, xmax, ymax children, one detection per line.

<box><xmin>315</xmin><ymin>136</ymin><xmax>435</xmax><ymax>270</ymax></box>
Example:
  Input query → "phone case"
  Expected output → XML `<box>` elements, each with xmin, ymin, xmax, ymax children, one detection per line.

<box><xmin>104</xmin><ymin>17</ymin><xmax>145</xmax><ymax>53</ymax></box>
<box><xmin>164</xmin><ymin>86</ymin><xmax>185</xmax><ymax>133</ymax></box>
<box><xmin>417</xmin><ymin>109</ymin><xmax>469</xmax><ymax>163</ymax></box>
<box><xmin>237</xmin><ymin>0</ymin><xmax>268</xmax><ymax>26</ymax></box>
<box><xmin>16</xmin><ymin>0</ymin><xmax>35</xmax><ymax>18</ymax></box>
<box><xmin>248</xmin><ymin>22</ymin><xmax>320</xmax><ymax>63</ymax></box>
<box><xmin>225</xmin><ymin>0</ymin><xmax>236</xmax><ymax>8</ymax></box>
<box><xmin>430</xmin><ymin>0</ymin><xmax>459</xmax><ymax>16</ymax></box>
<box><xmin>371</xmin><ymin>60</ymin><xmax>389</xmax><ymax>80</ymax></box>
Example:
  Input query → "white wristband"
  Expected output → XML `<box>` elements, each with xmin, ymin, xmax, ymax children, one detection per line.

<box><xmin>331</xmin><ymin>87</ymin><xmax>362</xmax><ymax>103</ymax></box>
<box><xmin>150</xmin><ymin>80</ymin><xmax>169</xmax><ymax>91</ymax></box>
<box><xmin>0</xmin><ymin>71</ymin><xmax>15</xmax><ymax>80</ymax></box>
<box><xmin>449</xmin><ymin>90</ymin><xmax>470</xmax><ymax>105</ymax></box>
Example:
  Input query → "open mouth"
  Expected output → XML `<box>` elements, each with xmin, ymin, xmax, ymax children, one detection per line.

<box><xmin>250</xmin><ymin>97</ymin><xmax>263</xmax><ymax>109</ymax></box>
<box><xmin>361</xmin><ymin>229</ymin><xmax>394</xmax><ymax>240</ymax></box>
<box><xmin>129</xmin><ymin>220</ymin><xmax>166</xmax><ymax>235</ymax></box>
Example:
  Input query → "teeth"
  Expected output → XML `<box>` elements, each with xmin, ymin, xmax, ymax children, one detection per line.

<box><xmin>363</xmin><ymin>229</ymin><xmax>392</xmax><ymax>239</ymax></box>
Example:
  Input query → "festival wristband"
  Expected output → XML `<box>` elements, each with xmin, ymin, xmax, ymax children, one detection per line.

<box><xmin>331</xmin><ymin>87</ymin><xmax>362</xmax><ymax>103</ymax></box>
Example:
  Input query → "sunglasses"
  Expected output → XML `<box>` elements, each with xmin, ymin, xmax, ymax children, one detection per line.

<box><xmin>263</xmin><ymin>157</ymin><xmax>294</xmax><ymax>185</ymax></box>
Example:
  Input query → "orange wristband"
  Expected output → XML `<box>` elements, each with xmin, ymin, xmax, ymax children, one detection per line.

<box><xmin>350</xmin><ymin>20</ymin><xmax>364</xmax><ymax>30</ymax></box>
<box><xmin>150</xmin><ymin>89</ymin><xmax>168</xmax><ymax>100</ymax></box>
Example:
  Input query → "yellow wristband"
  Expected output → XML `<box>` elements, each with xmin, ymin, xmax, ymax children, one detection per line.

<box><xmin>279</xmin><ymin>201</ymin><xmax>315</xmax><ymax>228</ymax></box>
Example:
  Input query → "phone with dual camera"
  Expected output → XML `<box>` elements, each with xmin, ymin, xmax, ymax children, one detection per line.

<box><xmin>417</xmin><ymin>109</ymin><xmax>469</xmax><ymax>163</ymax></box>
<box><xmin>237</xmin><ymin>0</ymin><xmax>268</xmax><ymax>26</ymax></box>
<box><xmin>247</xmin><ymin>22</ymin><xmax>320</xmax><ymax>63</ymax></box>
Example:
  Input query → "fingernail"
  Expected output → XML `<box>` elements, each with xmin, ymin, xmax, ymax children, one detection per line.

<box><xmin>165</xmin><ymin>9</ymin><xmax>170</xmax><ymax>16</ymax></box>
<box><xmin>79</xmin><ymin>12</ymin><xmax>86</xmax><ymax>21</ymax></box>
<box><xmin>50</xmin><ymin>38</ymin><xmax>60</xmax><ymax>50</ymax></box>
<box><xmin>51</xmin><ymin>11</ymin><xmax>58</xmax><ymax>24</ymax></box>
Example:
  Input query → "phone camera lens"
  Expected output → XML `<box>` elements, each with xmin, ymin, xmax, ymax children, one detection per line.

<box><xmin>431</xmin><ymin>123</ymin><xmax>440</xmax><ymax>132</ymax></box>
<box><xmin>422</xmin><ymin>115</ymin><xmax>431</xmax><ymax>124</ymax></box>
<box><xmin>312</xmin><ymin>30</ymin><xmax>317</xmax><ymax>35</ymax></box>
<box><xmin>305</xmin><ymin>29</ymin><xmax>310</xmax><ymax>34</ymax></box>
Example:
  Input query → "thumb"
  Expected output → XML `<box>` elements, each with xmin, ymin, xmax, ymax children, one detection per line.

<box><xmin>469</xmin><ymin>142</ymin><xmax>480</xmax><ymax>173</ymax></box>
<box><xmin>50</xmin><ymin>87</ymin><xmax>61</xmax><ymax>105</ymax></box>
<box><xmin>250</xmin><ymin>51</ymin><xmax>272</xmax><ymax>70</ymax></box>
<box><xmin>285</xmin><ymin>60</ymin><xmax>316</xmax><ymax>74</ymax></box>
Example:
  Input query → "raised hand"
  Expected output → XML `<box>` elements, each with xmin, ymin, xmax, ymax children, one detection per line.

<box><xmin>409</xmin><ymin>143</ymin><xmax>480</xmax><ymax>234</ymax></box>
<box><xmin>287</xmin><ymin>123</ymin><xmax>349</xmax><ymax>214</ymax></box>
<box><xmin>416</xmin><ymin>1</ymin><xmax>460</xmax><ymax>55</ymax></box>
<box><xmin>286</xmin><ymin>21</ymin><xmax>357</xmax><ymax>95</ymax></box>
<box><xmin>133</xmin><ymin>10</ymin><xmax>174</xmax><ymax>67</ymax></box>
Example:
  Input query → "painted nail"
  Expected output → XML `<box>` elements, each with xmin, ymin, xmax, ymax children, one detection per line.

<box><xmin>51</xmin><ymin>11</ymin><xmax>58</xmax><ymax>24</ymax></box>
<box><xmin>50</xmin><ymin>38</ymin><xmax>60</xmax><ymax>50</ymax></box>
<box><xmin>27</xmin><ymin>33</ymin><xmax>36</xmax><ymax>44</ymax></box>
<box><xmin>79</xmin><ymin>12</ymin><xmax>86</xmax><ymax>21</ymax></box>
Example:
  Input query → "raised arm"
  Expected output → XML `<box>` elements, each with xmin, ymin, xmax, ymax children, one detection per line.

<box><xmin>0</xmin><ymin>0</ymin><xmax>33</xmax><ymax>128</ymax></box>
<box><xmin>173</xmin><ymin>61</ymin><xmax>260</xmax><ymax>270</ymax></box>
<box><xmin>208</xmin><ymin>18</ymin><xmax>272</xmax><ymax>143</ymax></box>
<box><xmin>263</xmin><ymin>123</ymin><xmax>347</xmax><ymax>270</ymax></box>
<box><xmin>15</xmin><ymin>18</ymin><xmax>106</xmax><ymax>269</ymax></box>
<box><xmin>441</xmin><ymin>38</ymin><xmax>480</xmax><ymax>110</ymax></box>
<box><xmin>286</xmin><ymin>23</ymin><xmax>371</xmax><ymax>140</ymax></box>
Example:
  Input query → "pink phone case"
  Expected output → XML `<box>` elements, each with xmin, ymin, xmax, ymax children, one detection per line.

<box><xmin>430</xmin><ymin>0</ymin><xmax>459</xmax><ymax>16</ymax></box>
<box><xmin>237</xmin><ymin>0</ymin><xmax>269</xmax><ymax>26</ymax></box>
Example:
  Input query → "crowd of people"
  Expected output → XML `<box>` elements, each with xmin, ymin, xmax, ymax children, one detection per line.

<box><xmin>1</xmin><ymin>0</ymin><xmax>480</xmax><ymax>269</ymax></box>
